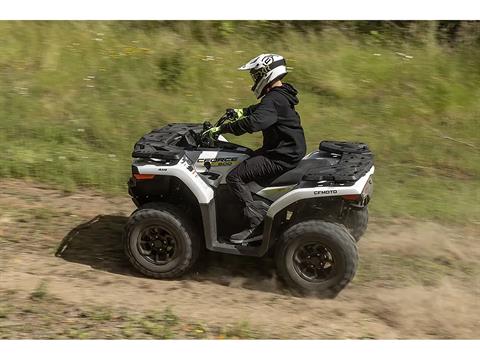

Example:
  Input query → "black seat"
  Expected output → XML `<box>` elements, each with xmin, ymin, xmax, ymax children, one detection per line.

<box><xmin>257</xmin><ymin>159</ymin><xmax>333</xmax><ymax>187</ymax></box>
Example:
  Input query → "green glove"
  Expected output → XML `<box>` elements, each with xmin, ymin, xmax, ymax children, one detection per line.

<box><xmin>202</xmin><ymin>126</ymin><xmax>221</xmax><ymax>139</ymax></box>
<box><xmin>226</xmin><ymin>108</ymin><xmax>244</xmax><ymax>120</ymax></box>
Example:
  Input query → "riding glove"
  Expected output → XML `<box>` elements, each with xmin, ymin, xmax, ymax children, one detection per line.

<box><xmin>226</xmin><ymin>108</ymin><xmax>244</xmax><ymax>120</ymax></box>
<box><xmin>202</xmin><ymin>126</ymin><xmax>221</xmax><ymax>139</ymax></box>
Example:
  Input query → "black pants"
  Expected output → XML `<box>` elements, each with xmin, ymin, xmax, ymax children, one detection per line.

<box><xmin>226</xmin><ymin>155</ymin><xmax>289</xmax><ymax>228</ymax></box>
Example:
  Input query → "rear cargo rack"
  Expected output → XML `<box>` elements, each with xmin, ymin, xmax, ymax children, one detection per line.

<box><xmin>303</xmin><ymin>141</ymin><xmax>374</xmax><ymax>185</ymax></box>
<box><xmin>319</xmin><ymin>140</ymin><xmax>372</xmax><ymax>155</ymax></box>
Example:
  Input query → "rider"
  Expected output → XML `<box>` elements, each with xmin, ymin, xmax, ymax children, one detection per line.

<box><xmin>203</xmin><ymin>54</ymin><xmax>306</xmax><ymax>243</ymax></box>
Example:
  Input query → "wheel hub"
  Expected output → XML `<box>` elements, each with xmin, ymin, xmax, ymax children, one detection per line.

<box><xmin>292</xmin><ymin>242</ymin><xmax>336</xmax><ymax>282</ymax></box>
<box><xmin>138</xmin><ymin>226</ymin><xmax>178</xmax><ymax>265</ymax></box>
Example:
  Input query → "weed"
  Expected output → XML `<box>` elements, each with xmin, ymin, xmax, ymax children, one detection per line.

<box><xmin>30</xmin><ymin>208</ymin><xmax>59</xmax><ymax>221</ymax></box>
<box><xmin>139</xmin><ymin>319</ymin><xmax>173</xmax><ymax>339</ymax></box>
<box><xmin>0</xmin><ymin>307</ymin><xmax>8</xmax><ymax>319</ymax></box>
<box><xmin>162</xmin><ymin>307</ymin><xmax>179</xmax><ymax>327</ymax></box>
<box><xmin>187</xmin><ymin>323</ymin><xmax>208</xmax><ymax>339</ymax></box>
<box><xmin>83</xmin><ymin>307</ymin><xmax>112</xmax><ymax>321</ymax></box>
<box><xmin>30</xmin><ymin>281</ymin><xmax>48</xmax><ymax>301</ymax></box>
<box><xmin>222</xmin><ymin>321</ymin><xmax>258</xmax><ymax>339</ymax></box>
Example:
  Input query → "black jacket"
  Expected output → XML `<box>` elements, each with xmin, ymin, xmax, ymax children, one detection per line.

<box><xmin>220</xmin><ymin>83</ymin><xmax>306</xmax><ymax>169</ymax></box>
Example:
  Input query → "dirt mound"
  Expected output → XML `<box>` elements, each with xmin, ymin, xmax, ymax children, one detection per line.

<box><xmin>0</xmin><ymin>179</ymin><xmax>478</xmax><ymax>339</ymax></box>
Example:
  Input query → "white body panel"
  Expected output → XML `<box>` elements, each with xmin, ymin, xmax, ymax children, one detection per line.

<box><xmin>194</xmin><ymin>150</ymin><xmax>250</xmax><ymax>184</ymax></box>
<box><xmin>266</xmin><ymin>166</ymin><xmax>375</xmax><ymax>218</ymax></box>
<box><xmin>135</xmin><ymin>157</ymin><xmax>214</xmax><ymax>204</ymax></box>
<box><xmin>135</xmin><ymin>152</ymin><xmax>374</xmax><ymax>218</ymax></box>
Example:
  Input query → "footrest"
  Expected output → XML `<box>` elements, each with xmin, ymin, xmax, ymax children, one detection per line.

<box><xmin>236</xmin><ymin>235</ymin><xmax>263</xmax><ymax>246</ymax></box>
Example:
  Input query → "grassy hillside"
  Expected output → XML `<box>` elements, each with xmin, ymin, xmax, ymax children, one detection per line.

<box><xmin>0</xmin><ymin>21</ymin><xmax>478</xmax><ymax>222</ymax></box>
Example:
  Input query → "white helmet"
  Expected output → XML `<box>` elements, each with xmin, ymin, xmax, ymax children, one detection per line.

<box><xmin>239</xmin><ymin>53</ymin><xmax>287</xmax><ymax>99</ymax></box>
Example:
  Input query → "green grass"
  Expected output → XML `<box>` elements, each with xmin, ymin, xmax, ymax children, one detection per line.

<box><xmin>0</xmin><ymin>21</ymin><xmax>478</xmax><ymax>222</ymax></box>
<box><xmin>30</xmin><ymin>281</ymin><xmax>49</xmax><ymax>301</ymax></box>
<box><xmin>81</xmin><ymin>307</ymin><xmax>113</xmax><ymax>321</ymax></box>
<box><xmin>356</xmin><ymin>253</ymin><xmax>479</xmax><ymax>288</ymax></box>
<box><xmin>0</xmin><ymin>292</ymin><xmax>263</xmax><ymax>339</ymax></box>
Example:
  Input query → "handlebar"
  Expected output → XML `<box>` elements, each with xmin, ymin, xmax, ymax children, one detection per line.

<box><xmin>198</xmin><ymin>113</ymin><xmax>235</xmax><ymax>148</ymax></box>
<box><xmin>215</xmin><ymin>113</ymin><xmax>232</xmax><ymax>128</ymax></box>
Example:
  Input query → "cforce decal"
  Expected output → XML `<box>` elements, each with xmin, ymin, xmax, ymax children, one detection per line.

<box><xmin>197</xmin><ymin>157</ymin><xmax>239</xmax><ymax>167</ymax></box>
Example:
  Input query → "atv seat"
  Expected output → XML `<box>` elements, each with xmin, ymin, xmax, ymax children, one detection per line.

<box><xmin>257</xmin><ymin>159</ymin><xmax>334</xmax><ymax>187</ymax></box>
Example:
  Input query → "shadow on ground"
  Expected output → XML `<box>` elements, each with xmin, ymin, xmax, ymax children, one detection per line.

<box><xmin>56</xmin><ymin>215</ymin><xmax>284</xmax><ymax>294</ymax></box>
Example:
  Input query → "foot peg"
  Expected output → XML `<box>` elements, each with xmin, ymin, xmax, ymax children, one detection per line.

<box><xmin>230</xmin><ymin>234</ymin><xmax>263</xmax><ymax>246</ymax></box>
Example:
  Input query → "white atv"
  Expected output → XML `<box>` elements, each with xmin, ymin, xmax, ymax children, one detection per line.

<box><xmin>124</xmin><ymin>115</ymin><xmax>374</xmax><ymax>297</ymax></box>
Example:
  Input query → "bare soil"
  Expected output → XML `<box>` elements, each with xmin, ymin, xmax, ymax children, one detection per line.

<box><xmin>0</xmin><ymin>179</ymin><xmax>478</xmax><ymax>339</ymax></box>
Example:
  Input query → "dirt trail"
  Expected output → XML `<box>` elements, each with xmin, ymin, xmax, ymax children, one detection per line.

<box><xmin>0</xmin><ymin>179</ymin><xmax>479</xmax><ymax>339</ymax></box>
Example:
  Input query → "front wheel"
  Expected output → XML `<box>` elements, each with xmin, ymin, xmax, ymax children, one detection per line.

<box><xmin>275</xmin><ymin>220</ymin><xmax>358</xmax><ymax>298</ymax></box>
<box><xmin>124</xmin><ymin>203</ymin><xmax>200</xmax><ymax>279</ymax></box>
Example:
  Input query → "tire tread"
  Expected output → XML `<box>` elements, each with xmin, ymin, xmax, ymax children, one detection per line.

<box><xmin>275</xmin><ymin>220</ymin><xmax>358</xmax><ymax>297</ymax></box>
<box><xmin>124</xmin><ymin>203</ymin><xmax>200</xmax><ymax>279</ymax></box>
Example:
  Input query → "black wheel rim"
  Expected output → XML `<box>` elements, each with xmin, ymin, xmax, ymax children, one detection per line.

<box><xmin>137</xmin><ymin>225</ymin><xmax>178</xmax><ymax>265</ymax></box>
<box><xmin>292</xmin><ymin>242</ymin><xmax>336</xmax><ymax>283</ymax></box>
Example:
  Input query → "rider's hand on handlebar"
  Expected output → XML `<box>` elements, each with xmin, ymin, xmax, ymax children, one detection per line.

<box><xmin>201</xmin><ymin>126</ymin><xmax>221</xmax><ymax>140</ymax></box>
<box><xmin>225</xmin><ymin>108</ymin><xmax>244</xmax><ymax>120</ymax></box>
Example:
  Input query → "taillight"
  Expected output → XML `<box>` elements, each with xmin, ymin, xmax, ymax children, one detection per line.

<box><xmin>342</xmin><ymin>194</ymin><xmax>362</xmax><ymax>201</ymax></box>
<box><xmin>134</xmin><ymin>174</ymin><xmax>155</xmax><ymax>180</ymax></box>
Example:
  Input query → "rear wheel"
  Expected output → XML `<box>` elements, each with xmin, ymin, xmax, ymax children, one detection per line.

<box><xmin>275</xmin><ymin>220</ymin><xmax>358</xmax><ymax>297</ymax></box>
<box><xmin>343</xmin><ymin>207</ymin><xmax>368</xmax><ymax>241</ymax></box>
<box><xmin>124</xmin><ymin>203</ymin><xmax>200</xmax><ymax>279</ymax></box>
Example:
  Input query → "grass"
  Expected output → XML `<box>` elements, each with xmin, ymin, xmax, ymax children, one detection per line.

<box><xmin>30</xmin><ymin>281</ymin><xmax>49</xmax><ymax>301</ymax></box>
<box><xmin>356</xmin><ymin>253</ymin><xmax>479</xmax><ymax>288</ymax></box>
<box><xmin>0</xmin><ymin>21</ymin><xmax>478</xmax><ymax>222</ymax></box>
<box><xmin>81</xmin><ymin>307</ymin><xmax>113</xmax><ymax>321</ymax></box>
<box><xmin>0</xmin><ymin>292</ymin><xmax>262</xmax><ymax>339</ymax></box>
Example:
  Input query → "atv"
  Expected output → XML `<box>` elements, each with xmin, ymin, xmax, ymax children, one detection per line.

<box><xmin>124</xmin><ymin>114</ymin><xmax>374</xmax><ymax>297</ymax></box>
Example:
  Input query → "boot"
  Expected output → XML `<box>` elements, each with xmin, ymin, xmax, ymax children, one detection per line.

<box><xmin>229</xmin><ymin>227</ymin><xmax>258</xmax><ymax>244</ymax></box>
<box><xmin>229</xmin><ymin>201</ymin><xmax>269</xmax><ymax>244</ymax></box>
